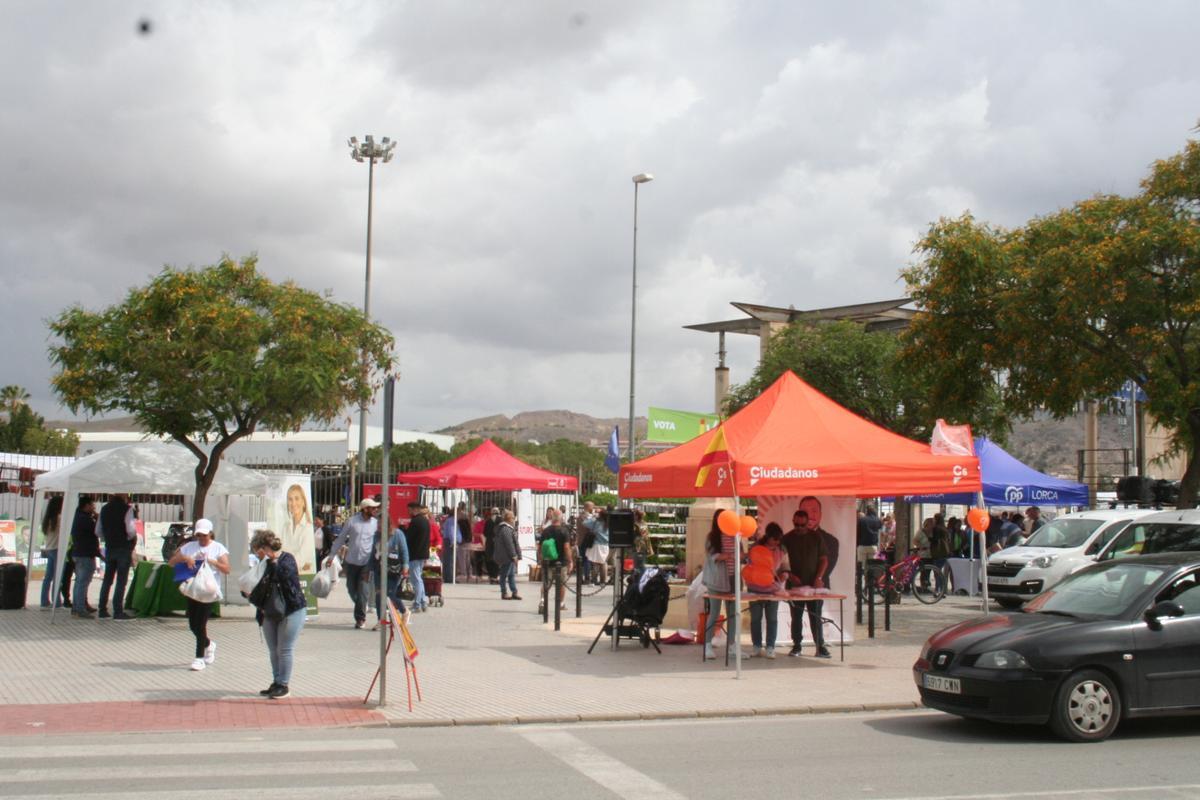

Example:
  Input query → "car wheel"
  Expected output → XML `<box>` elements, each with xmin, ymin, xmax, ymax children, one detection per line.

<box><xmin>996</xmin><ymin>597</ymin><xmax>1023</xmax><ymax>610</ymax></box>
<box><xmin>1049</xmin><ymin>669</ymin><xmax>1121</xmax><ymax>742</ymax></box>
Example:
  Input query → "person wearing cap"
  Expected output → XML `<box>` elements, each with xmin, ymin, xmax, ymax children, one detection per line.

<box><xmin>325</xmin><ymin>498</ymin><xmax>382</xmax><ymax>629</ymax></box>
<box><xmin>168</xmin><ymin>518</ymin><xmax>230</xmax><ymax>671</ymax></box>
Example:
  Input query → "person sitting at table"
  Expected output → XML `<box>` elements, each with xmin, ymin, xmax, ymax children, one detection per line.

<box><xmin>744</xmin><ymin>522</ymin><xmax>787</xmax><ymax>659</ymax></box>
<box><xmin>702</xmin><ymin>509</ymin><xmax>743</xmax><ymax>661</ymax></box>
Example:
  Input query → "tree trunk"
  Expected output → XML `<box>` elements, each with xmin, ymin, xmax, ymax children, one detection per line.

<box><xmin>893</xmin><ymin>498</ymin><xmax>912</xmax><ymax>555</ymax></box>
<box><xmin>1177</xmin><ymin>414</ymin><xmax>1200</xmax><ymax>509</ymax></box>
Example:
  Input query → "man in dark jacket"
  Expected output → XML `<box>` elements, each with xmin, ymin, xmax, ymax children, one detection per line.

<box><xmin>97</xmin><ymin>494</ymin><xmax>136</xmax><ymax>619</ymax></box>
<box><xmin>404</xmin><ymin>502</ymin><xmax>432</xmax><ymax>612</ymax></box>
<box><xmin>70</xmin><ymin>496</ymin><xmax>99</xmax><ymax>618</ymax></box>
<box><xmin>483</xmin><ymin>507</ymin><xmax>501</xmax><ymax>583</ymax></box>
<box><xmin>856</xmin><ymin>504</ymin><xmax>882</xmax><ymax>568</ymax></box>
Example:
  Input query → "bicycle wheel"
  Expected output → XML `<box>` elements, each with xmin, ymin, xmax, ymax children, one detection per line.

<box><xmin>864</xmin><ymin>564</ymin><xmax>889</xmax><ymax>600</ymax></box>
<box><xmin>912</xmin><ymin>563</ymin><xmax>946</xmax><ymax>604</ymax></box>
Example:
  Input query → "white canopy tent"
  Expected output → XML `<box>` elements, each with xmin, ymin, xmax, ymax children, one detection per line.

<box><xmin>29</xmin><ymin>442</ymin><xmax>268</xmax><ymax>620</ymax></box>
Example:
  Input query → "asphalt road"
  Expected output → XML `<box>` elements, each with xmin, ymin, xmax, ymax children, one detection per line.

<box><xmin>5</xmin><ymin>710</ymin><xmax>1200</xmax><ymax>799</ymax></box>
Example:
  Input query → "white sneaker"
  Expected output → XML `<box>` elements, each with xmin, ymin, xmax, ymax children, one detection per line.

<box><xmin>190</xmin><ymin>658</ymin><xmax>206</xmax><ymax>671</ymax></box>
<box><xmin>703</xmin><ymin>644</ymin><xmax>715</xmax><ymax>660</ymax></box>
<box><xmin>751</xmin><ymin>647</ymin><xmax>764</xmax><ymax>658</ymax></box>
<box><xmin>204</xmin><ymin>640</ymin><xmax>216</xmax><ymax>664</ymax></box>
<box><xmin>765</xmin><ymin>647</ymin><xmax>777</xmax><ymax>659</ymax></box>
<box><xmin>402</xmin><ymin>609</ymin><xmax>412</xmax><ymax>624</ymax></box>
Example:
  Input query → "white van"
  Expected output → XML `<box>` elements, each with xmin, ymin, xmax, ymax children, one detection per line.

<box><xmin>985</xmin><ymin>508</ymin><xmax>1160</xmax><ymax>608</ymax></box>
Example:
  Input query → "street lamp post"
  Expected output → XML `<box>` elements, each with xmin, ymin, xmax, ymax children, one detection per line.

<box><xmin>348</xmin><ymin>135</ymin><xmax>396</xmax><ymax>477</ymax></box>
<box><xmin>628</xmin><ymin>173</ymin><xmax>654</xmax><ymax>463</ymax></box>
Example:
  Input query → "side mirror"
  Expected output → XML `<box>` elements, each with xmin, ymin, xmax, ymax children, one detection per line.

<box><xmin>1145</xmin><ymin>600</ymin><xmax>1185</xmax><ymax>630</ymax></box>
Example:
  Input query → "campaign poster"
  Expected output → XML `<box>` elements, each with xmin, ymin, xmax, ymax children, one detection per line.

<box><xmin>0</xmin><ymin>520</ymin><xmax>16</xmax><ymax>563</ymax></box>
<box><xmin>266</xmin><ymin>474</ymin><xmax>316</xmax><ymax>575</ymax></box>
<box><xmin>756</xmin><ymin>494</ymin><xmax>857</xmax><ymax>644</ymax></box>
<box><xmin>362</xmin><ymin>484</ymin><xmax>420</xmax><ymax>531</ymax></box>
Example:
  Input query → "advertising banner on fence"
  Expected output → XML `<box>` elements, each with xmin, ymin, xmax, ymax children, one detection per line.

<box><xmin>646</xmin><ymin>407</ymin><xmax>720</xmax><ymax>444</ymax></box>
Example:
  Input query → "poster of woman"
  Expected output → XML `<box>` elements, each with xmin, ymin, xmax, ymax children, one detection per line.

<box><xmin>267</xmin><ymin>475</ymin><xmax>316</xmax><ymax>574</ymax></box>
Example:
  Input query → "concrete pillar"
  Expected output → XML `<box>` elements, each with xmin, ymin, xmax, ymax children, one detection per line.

<box><xmin>714</xmin><ymin>367</ymin><xmax>730</xmax><ymax>415</ymax></box>
<box><xmin>758</xmin><ymin>321</ymin><xmax>786</xmax><ymax>361</ymax></box>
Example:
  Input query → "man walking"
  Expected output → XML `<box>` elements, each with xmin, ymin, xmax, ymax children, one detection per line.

<box><xmin>494</xmin><ymin>509</ymin><xmax>522</xmax><ymax>601</ymax></box>
<box><xmin>70</xmin><ymin>496</ymin><xmax>99</xmax><ymax>619</ymax></box>
<box><xmin>326</xmin><ymin>498</ymin><xmax>381</xmax><ymax>629</ymax></box>
<box><xmin>781</xmin><ymin>506</ymin><xmax>831</xmax><ymax>658</ymax></box>
<box><xmin>404</xmin><ymin>502</ymin><xmax>431</xmax><ymax>613</ymax></box>
<box><xmin>97</xmin><ymin>493</ymin><xmax>137</xmax><ymax>619</ymax></box>
<box><xmin>856</xmin><ymin>503</ymin><xmax>881</xmax><ymax>567</ymax></box>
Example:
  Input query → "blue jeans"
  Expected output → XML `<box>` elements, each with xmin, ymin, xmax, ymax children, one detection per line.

<box><xmin>73</xmin><ymin>556</ymin><xmax>96</xmax><ymax>613</ymax></box>
<box><xmin>750</xmin><ymin>599</ymin><xmax>779</xmax><ymax>649</ymax></box>
<box><xmin>262</xmin><ymin>607</ymin><xmax>306</xmax><ymax>686</ymax></box>
<box><xmin>343</xmin><ymin>562</ymin><xmax>381</xmax><ymax>624</ymax></box>
<box><xmin>705</xmin><ymin>598</ymin><xmax>738</xmax><ymax>649</ymax></box>
<box><xmin>408</xmin><ymin>560</ymin><xmax>426</xmax><ymax>609</ymax></box>
<box><xmin>499</xmin><ymin>561</ymin><xmax>518</xmax><ymax>596</ymax></box>
<box><xmin>40</xmin><ymin>549</ymin><xmax>57</xmax><ymax>607</ymax></box>
<box><xmin>99</xmin><ymin>549</ymin><xmax>132</xmax><ymax>615</ymax></box>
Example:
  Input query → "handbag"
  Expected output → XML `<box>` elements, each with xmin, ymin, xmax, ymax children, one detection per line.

<box><xmin>398</xmin><ymin>576</ymin><xmax>415</xmax><ymax>601</ymax></box>
<box><xmin>701</xmin><ymin>553</ymin><xmax>732</xmax><ymax>593</ymax></box>
<box><xmin>248</xmin><ymin>565</ymin><xmax>287</xmax><ymax>621</ymax></box>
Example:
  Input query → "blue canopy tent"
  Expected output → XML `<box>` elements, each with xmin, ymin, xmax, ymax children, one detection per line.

<box><xmin>905</xmin><ymin>437</ymin><xmax>1089</xmax><ymax>508</ymax></box>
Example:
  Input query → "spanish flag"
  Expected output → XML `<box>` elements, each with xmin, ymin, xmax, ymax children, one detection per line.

<box><xmin>694</xmin><ymin>425</ymin><xmax>730</xmax><ymax>488</ymax></box>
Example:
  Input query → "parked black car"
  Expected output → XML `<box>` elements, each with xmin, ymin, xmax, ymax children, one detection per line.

<box><xmin>914</xmin><ymin>553</ymin><xmax>1200</xmax><ymax>741</ymax></box>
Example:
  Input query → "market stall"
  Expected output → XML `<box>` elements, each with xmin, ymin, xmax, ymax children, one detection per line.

<box><xmin>396</xmin><ymin>440</ymin><xmax>579</xmax><ymax>579</ymax></box>
<box><xmin>30</xmin><ymin>442</ymin><xmax>268</xmax><ymax>620</ymax></box>
<box><xmin>618</xmin><ymin>370</ymin><xmax>981</xmax><ymax>672</ymax></box>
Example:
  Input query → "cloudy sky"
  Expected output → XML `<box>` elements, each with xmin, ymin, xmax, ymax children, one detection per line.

<box><xmin>4</xmin><ymin>1</ymin><xmax>1198</xmax><ymax>434</ymax></box>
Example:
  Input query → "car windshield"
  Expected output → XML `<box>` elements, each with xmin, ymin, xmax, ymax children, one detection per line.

<box><xmin>1023</xmin><ymin>518</ymin><xmax>1104</xmax><ymax>549</ymax></box>
<box><xmin>1025</xmin><ymin>562</ymin><xmax>1169</xmax><ymax>617</ymax></box>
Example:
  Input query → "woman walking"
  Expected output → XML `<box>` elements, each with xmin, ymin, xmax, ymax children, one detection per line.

<box><xmin>249</xmin><ymin>529</ymin><xmax>307</xmax><ymax>699</ymax></box>
<box><xmin>169</xmin><ymin>518</ymin><xmax>230</xmax><ymax>671</ymax></box>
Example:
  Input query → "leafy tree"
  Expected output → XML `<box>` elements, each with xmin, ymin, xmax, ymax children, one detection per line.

<box><xmin>902</xmin><ymin>131</ymin><xmax>1200</xmax><ymax>504</ymax></box>
<box><xmin>0</xmin><ymin>403</ymin><xmax>79</xmax><ymax>456</ymax></box>
<box><xmin>365</xmin><ymin>439</ymin><xmax>450</xmax><ymax>472</ymax></box>
<box><xmin>725</xmin><ymin>319</ymin><xmax>997</xmax><ymax>440</ymax></box>
<box><xmin>49</xmin><ymin>255</ymin><xmax>395</xmax><ymax>517</ymax></box>
<box><xmin>1</xmin><ymin>385</ymin><xmax>30</xmax><ymax>418</ymax></box>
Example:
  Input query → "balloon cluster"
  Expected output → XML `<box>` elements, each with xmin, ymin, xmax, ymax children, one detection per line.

<box><xmin>742</xmin><ymin>544</ymin><xmax>775</xmax><ymax>587</ymax></box>
<box><xmin>717</xmin><ymin>508</ymin><xmax>757</xmax><ymax>538</ymax></box>
<box><xmin>966</xmin><ymin>507</ymin><xmax>990</xmax><ymax>533</ymax></box>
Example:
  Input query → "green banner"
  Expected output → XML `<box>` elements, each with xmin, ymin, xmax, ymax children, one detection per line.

<box><xmin>646</xmin><ymin>407</ymin><xmax>720</xmax><ymax>443</ymax></box>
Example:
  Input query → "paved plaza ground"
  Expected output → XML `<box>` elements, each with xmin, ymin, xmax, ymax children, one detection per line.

<box><xmin>1</xmin><ymin>571</ymin><xmax>989</xmax><ymax>735</ymax></box>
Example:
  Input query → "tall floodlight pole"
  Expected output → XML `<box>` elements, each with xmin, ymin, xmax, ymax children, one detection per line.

<box><xmin>348</xmin><ymin>135</ymin><xmax>396</xmax><ymax>477</ymax></box>
<box><xmin>629</xmin><ymin>173</ymin><xmax>654</xmax><ymax>464</ymax></box>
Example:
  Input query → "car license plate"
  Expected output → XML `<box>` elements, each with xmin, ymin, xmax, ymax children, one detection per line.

<box><xmin>923</xmin><ymin>674</ymin><xmax>961</xmax><ymax>694</ymax></box>
<box><xmin>989</xmin><ymin>576</ymin><xmax>1016</xmax><ymax>586</ymax></box>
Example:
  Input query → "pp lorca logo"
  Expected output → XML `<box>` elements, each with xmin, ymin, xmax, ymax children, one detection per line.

<box><xmin>749</xmin><ymin>465</ymin><xmax>819</xmax><ymax>486</ymax></box>
<box><xmin>1005</xmin><ymin>485</ymin><xmax>1024</xmax><ymax>503</ymax></box>
<box><xmin>952</xmin><ymin>465</ymin><xmax>968</xmax><ymax>485</ymax></box>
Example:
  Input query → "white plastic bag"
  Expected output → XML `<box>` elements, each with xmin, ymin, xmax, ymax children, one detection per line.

<box><xmin>238</xmin><ymin>559</ymin><xmax>267</xmax><ymax>596</ymax></box>
<box><xmin>685</xmin><ymin>573</ymin><xmax>707</xmax><ymax>635</ymax></box>
<box><xmin>310</xmin><ymin>556</ymin><xmax>340</xmax><ymax>599</ymax></box>
<box><xmin>180</xmin><ymin>561</ymin><xmax>222</xmax><ymax>603</ymax></box>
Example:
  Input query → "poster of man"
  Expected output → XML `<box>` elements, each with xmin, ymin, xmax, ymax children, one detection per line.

<box><xmin>267</xmin><ymin>474</ymin><xmax>316</xmax><ymax>574</ymax></box>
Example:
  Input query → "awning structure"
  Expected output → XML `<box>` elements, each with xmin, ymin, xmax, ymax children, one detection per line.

<box><xmin>395</xmin><ymin>439</ymin><xmax>578</xmax><ymax>491</ymax></box>
<box><xmin>618</xmin><ymin>371</ymin><xmax>981</xmax><ymax>499</ymax></box>
<box><xmin>903</xmin><ymin>437</ymin><xmax>1089</xmax><ymax>508</ymax></box>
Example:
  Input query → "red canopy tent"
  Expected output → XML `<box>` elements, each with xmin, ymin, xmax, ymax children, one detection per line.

<box><xmin>619</xmin><ymin>371</ymin><xmax>981</xmax><ymax>498</ymax></box>
<box><xmin>396</xmin><ymin>439</ymin><xmax>579</xmax><ymax>491</ymax></box>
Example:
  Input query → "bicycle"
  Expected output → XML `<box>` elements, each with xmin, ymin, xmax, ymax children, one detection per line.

<box><xmin>865</xmin><ymin>552</ymin><xmax>948</xmax><ymax>604</ymax></box>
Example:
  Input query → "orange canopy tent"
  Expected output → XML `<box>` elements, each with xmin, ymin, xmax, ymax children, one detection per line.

<box><xmin>395</xmin><ymin>439</ymin><xmax>578</xmax><ymax>491</ymax></box>
<box><xmin>619</xmin><ymin>371</ymin><xmax>981</xmax><ymax>498</ymax></box>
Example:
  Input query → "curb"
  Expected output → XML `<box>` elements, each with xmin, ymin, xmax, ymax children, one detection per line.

<box><xmin>383</xmin><ymin>701</ymin><xmax>922</xmax><ymax>728</ymax></box>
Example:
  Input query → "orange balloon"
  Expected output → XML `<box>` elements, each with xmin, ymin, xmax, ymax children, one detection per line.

<box><xmin>967</xmin><ymin>507</ymin><xmax>990</xmax><ymax>533</ymax></box>
<box><xmin>739</xmin><ymin>515</ymin><xmax>758</xmax><ymax>537</ymax></box>
<box><xmin>717</xmin><ymin>509</ymin><xmax>740</xmax><ymax>536</ymax></box>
